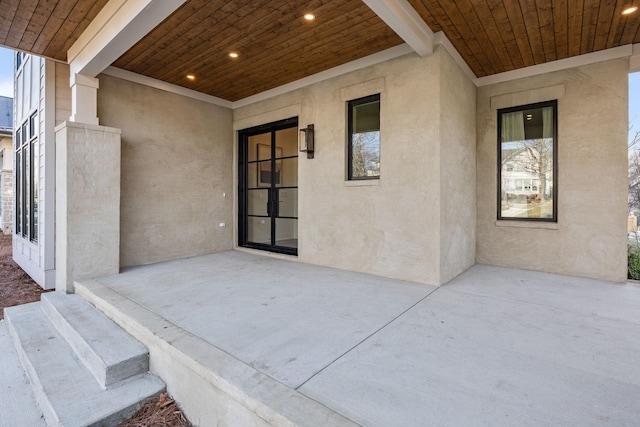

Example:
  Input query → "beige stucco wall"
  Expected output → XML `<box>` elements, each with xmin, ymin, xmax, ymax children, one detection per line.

<box><xmin>234</xmin><ymin>47</ymin><xmax>476</xmax><ymax>285</ymax></box>
<box><xmin>98</xmin><ymin>75</ymin><xmax>234</xmax><ymax>267</ymax></box>
<box><xmin>476</xmin><ymin>58</ymin><xmax>628</xmax><ymax>282</ymax></box>
<box><xmin>439</xmin><ymin>48</ymin><xmax>477</xmax><ymax>283</ymax></box>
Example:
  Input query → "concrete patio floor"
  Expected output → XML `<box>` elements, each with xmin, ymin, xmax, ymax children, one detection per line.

<box><xmin>84</xmin><ymin>251</ymin><xmax>640</xmax><ymax>426</ymax></box>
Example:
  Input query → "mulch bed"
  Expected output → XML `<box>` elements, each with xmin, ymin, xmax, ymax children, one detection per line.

<box><xmin>0</xmin><ymin>232</ymin><xmax>191</xmax><ymax>426</ymax></box>
<box><xmin>0</xmin><ymin>232</ymin><xmax>51</xmax><ymax>320</ymax></box>
<box><xmin>117</xmin><ymin>393</ymin><xmax>192</xmax><ymax>427</ymax></box>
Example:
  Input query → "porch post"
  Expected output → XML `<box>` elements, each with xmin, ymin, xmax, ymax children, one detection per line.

<box><xmin>55</xmin><ymin>119</ymin><xmax>121</xmax><ymax>293</ymax></box>
<box><xmin>69</xmin><ymin>73</ymin><xmax>99</xmax><ymax>125</ymax></box>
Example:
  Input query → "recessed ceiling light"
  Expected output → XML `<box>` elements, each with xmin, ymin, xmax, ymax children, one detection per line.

<box><xmin>186</xmin><ymin>74</ymin><xmax>195</xmax><ymax>80</ymax></box>
<box><xmin>622</xmin><ymin>6</ymin><xmax>638</xmax><ymax>15</ymax></box>
<box><xmin>304</xmin><ymin>13</ymin><xmax>315</xmax><ymax>21</ymax></box>
<box><xmin>229</xmin><ymin>52</ymin><xmax>239</xmax><ymax>59</ymax></box>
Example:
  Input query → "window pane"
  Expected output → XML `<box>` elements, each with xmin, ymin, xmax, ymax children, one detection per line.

<box><xmin>247</xmin><ymin>216</ymin><xmax>271</xmax><ymax>245</ymax></box>
<box><xmin>275</xmin><ymin>127</ymin><xmax>298</xmax><ymax>158</ymax></box>
<box><xmin>15</xmin><ymin>150</ymin><xmax>21</xmax><ymax>235</ymax></box>
<box><xmin>248</xmin><ymin>133</ymin><xmax>271</xmax><ymax>162</ymax></box>
<box><xmin>31</xmin><ymin>139</ymin><xmax>38</xmax><ymax>242</ymax></box>
<box><xmin>499</xmin><ymin>102</ymin><xmax>555</xmax><ymax>220</ymax></box>
<box><xmin>277</xmin><ymin>188</ymin><xmax>297</xmax><ymax>218</ymax></box>
<box><xmin>276</xmin><ymin>157</ymin><xmax>297</xmax><ymax>188</ymax></box>
<box><xmin>23</xmin><ymin>144</ymin><xmax>29</xmax><ymax>237</ymax></box>
<box><xmin>247</xmin><ymin>189</ymin><xmax>268</xmax><ymax>216</ymax></box>
<box><xmin>275</xmin><ymin>218</ymin><xmax>297</xmax><ymax>248</ymax></box>
<box><xmin>349</xmin><ymin>95</ymin><xmax>380</xmax><ymax>179</ymax></box>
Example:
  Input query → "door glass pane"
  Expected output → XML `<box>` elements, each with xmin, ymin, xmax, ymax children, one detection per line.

<box><xmin>248</xmin><ymin>189</ymin><xmax>269</xmax><ymax>216</ymax></box>
<box><xmin>257</xmin><ymin>160</ymin><xmax>277</xmax><ymax>187</ymax></box>
<box><xmin>277</xmin><ymin>188</ymin><xmax>297</xmax><ymax>218</ymax></box>
<box><xmin>275</xmin><ymin>127</ymin><xmax>299</xmax><ymax>158</ymax></box>
<box><xmin>276</xmin><ymin>158</ymin><xmax>298</xmax><ymax>187</ymax></box>
<box><xmin>248</xmin><ymin>133</ymin><xmax>271</xmax><ymax>162</ymax></box>
<box><xmin>248</xmin><ymin>216</ymin><xmax>271</xmax><ymax>245</ymax></box>
<box><xmin>275</xmin><ymin>218</ymin><xmax>297</xmax><ymax>248</ymax></box>
<box><xmin>248</xmin><ymin>162</ymin><xmax>259</xmax><ymax>189</ymax></box>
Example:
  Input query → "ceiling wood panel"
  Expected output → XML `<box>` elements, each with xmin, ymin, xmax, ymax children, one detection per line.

<box><xmin>567</xmin><ymin>0</ymin><xmax>584</xmax><ymax>56</ymax></box>
<box><xmin>593</xmin><ymin>1</ymin><xmax>616</xmax><ymax>51</ymax></box>
<box><xmin>113</xmin><ymin>0</ymin><xmax>403</xmax><ymax>101</ymax></box>
<box><xmin>499</xmin><ymin>0</ymin><xmax>537</xmax><ymax>67</ymax></box>
<box><xmin>409</xmin><ymin>0</ymin><xmax>640</xmax><ymax>78</ymax></box>
<box><xmin>519</xmin><ymin>0</ymin><xmax>547</xmax><ymax>64</ymax></box>
<box><xmin>469</xmin><ymin>0</ymin><xmax>516</xmax><ymax>71</ymax></box>
<box><xmin>0</xmin><ymin>0</ymin><xmax>109</xmax><ymax>62</ymax></box>
<box><xmin>536</xmin><ymin>0</ymin><xmax>557</xmax><ymax>62</ymax></box>
<box><xmin>31</xmin><ymin>0</ymin><xmax>80</xmax><ymax>54</ymax></box>
<box><xmin>551</xmin><ymin>0</ymin><xmax>569</xmax><ymax>60</ymax></box>
<box><xmin>1</xmin><ymin>0</ymin><xmax>639</xmax><ymax>100</ymax></box>
<box><xmin>411</xmin><ymin>0</ymin><xmax>488</xmax><ymax>75</ymax></box>
<box><xmin>486</xmin><ymin>0</ymin><xmax>526</xmax><ymax>69</ymax></box>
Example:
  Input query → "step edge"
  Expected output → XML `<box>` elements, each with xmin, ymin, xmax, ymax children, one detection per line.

<box><xmin>42</xmin><ymin>293</ymin><xmax>150</xmax><ymax>387</ymax></box>
<box><xmin>5</xmin><ymin>305</ymin><xmax>63</xmax><ymax>427</ymax></box>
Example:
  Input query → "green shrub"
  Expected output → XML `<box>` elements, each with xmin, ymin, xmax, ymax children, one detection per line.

<box><xmin>628</xmin><ymin>245</ymin><xmax>640</xmax><ymax>280</ymax></box>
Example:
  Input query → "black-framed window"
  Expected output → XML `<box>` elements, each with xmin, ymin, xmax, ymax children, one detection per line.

<box><xmin>498</xmin><ymin>100</ymin><xmax>557</xmax><ymax>221</ymax></box>
<box><xmin>15</xmin><ymin>112</ymin><xmax>38</xmax><ymax>242</ymax></box>
<box><xmin>348</xmin><ymin>94</ymin><xmax>380</xmax><ymax>180</ymax></box>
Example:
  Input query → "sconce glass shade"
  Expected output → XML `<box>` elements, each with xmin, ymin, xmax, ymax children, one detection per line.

<box><xmin>299</xmin><ymin>124</ymin><xmax>314</xmax><ymax>158</ymax></box>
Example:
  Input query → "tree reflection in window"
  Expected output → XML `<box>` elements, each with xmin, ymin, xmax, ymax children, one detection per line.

<box><xmin>348</xmin><ymin>94</ymin><xmax>380</xmax><ymax>179</ymax></box>
<box><xmin>498</xmin><ymin>100</ymin><xmax>557</xmax><ymax>221</ymax></box>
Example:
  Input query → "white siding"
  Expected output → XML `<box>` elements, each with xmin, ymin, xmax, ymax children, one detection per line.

<box><xmin>12</xmin><ymin>54</ymin><xmax>58</xmax><ymax>289</ymax></box>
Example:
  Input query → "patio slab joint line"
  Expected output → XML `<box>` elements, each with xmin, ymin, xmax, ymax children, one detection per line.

<box><xmin>295</xmin><ymin>286</ymin><xmax>441</xmax><ymax>391</ymax></box>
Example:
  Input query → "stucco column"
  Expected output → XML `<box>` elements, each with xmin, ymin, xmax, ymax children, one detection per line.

<box><xmin>55</xmin><ymin>121</ymin><xmax>121</xmax><ymax>292</ymax></box>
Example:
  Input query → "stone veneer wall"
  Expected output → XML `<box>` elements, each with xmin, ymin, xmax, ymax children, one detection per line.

<box><xmin>0</xmin><ymin>168</ymin><xmax>12</xmax><ymax>234</ymax></box>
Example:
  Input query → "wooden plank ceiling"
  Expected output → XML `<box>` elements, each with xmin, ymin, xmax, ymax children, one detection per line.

<box><xmin>0</xmin><ymin>0</ymin><xmax>639</xmax><ymax>101</ymax></box>
<box><xmin>112</xmin><ymin>0</ymin><xmax>403</xmax><ymax>101</ymax></box>
<box><xmin>408</xmin><ymin>0</ymin><xmax>640</xmax><ymax>77</ymax></box>
<box><xmin>0</xmin><ymin>0</ymin><xmax>110</xmax><ymax>62</ymax></box>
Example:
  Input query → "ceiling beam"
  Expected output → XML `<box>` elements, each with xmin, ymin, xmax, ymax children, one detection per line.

<box><xmin>363</xmin><ymin>0</ymin><xmax>434</xmax><ymax>57</ymax></box>
<box><xmin>67</xmin><ymin>0</ymin><xmax>186</xmax><ymax>78</ymax></box>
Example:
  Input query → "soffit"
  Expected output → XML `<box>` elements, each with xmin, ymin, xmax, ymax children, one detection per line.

<box><xmin>112</xmin><ymin>0</ymin><xmax>404</xmax><ymax>101</ymax></box>
<box><xmin>1</xmin><ymin>1</ymin><xmax>639</xmax><ymax>102</ymax></box>
<box><xmin>408</xmin><ymin>0</ymin><xmax>640</xmax><ymax>77</ymax></box>
<box><xmin>0</xmin><ymin>0</ymin><xmax>110</xmax><ymax>61</ymax></box>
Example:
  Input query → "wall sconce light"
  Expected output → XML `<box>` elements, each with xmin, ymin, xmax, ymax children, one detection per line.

<box><xmin>299</xmin><ymin>124</ymin><xmax>314</xmax><ymax>159</ymax></box>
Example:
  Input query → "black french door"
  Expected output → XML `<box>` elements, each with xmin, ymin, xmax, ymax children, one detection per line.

<box><xmin>238</xmin><ymin>117</ymin><xmax>298</xmax><ymax>255</ymax></box>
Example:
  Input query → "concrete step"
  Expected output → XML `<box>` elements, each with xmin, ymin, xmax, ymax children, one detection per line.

<box><xmin>5</xmin><ymin>302</ymin><xmax>165</xmax><ymax>427</ymax></box>
<box><xmin>41</xmin><ymin>292</ymin><xmax>149</xmax><ymax>389</ymax></box>
<box><xmin>0</xmin><ymin>321</ymin><xmax>47</xmax><ymax>427</ymax></box>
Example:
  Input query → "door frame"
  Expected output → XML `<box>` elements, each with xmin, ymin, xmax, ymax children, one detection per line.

<box><xmin>237</xmin><ymin>117</ymin><xmax>298</xmax><ymax>256</ymax></box>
